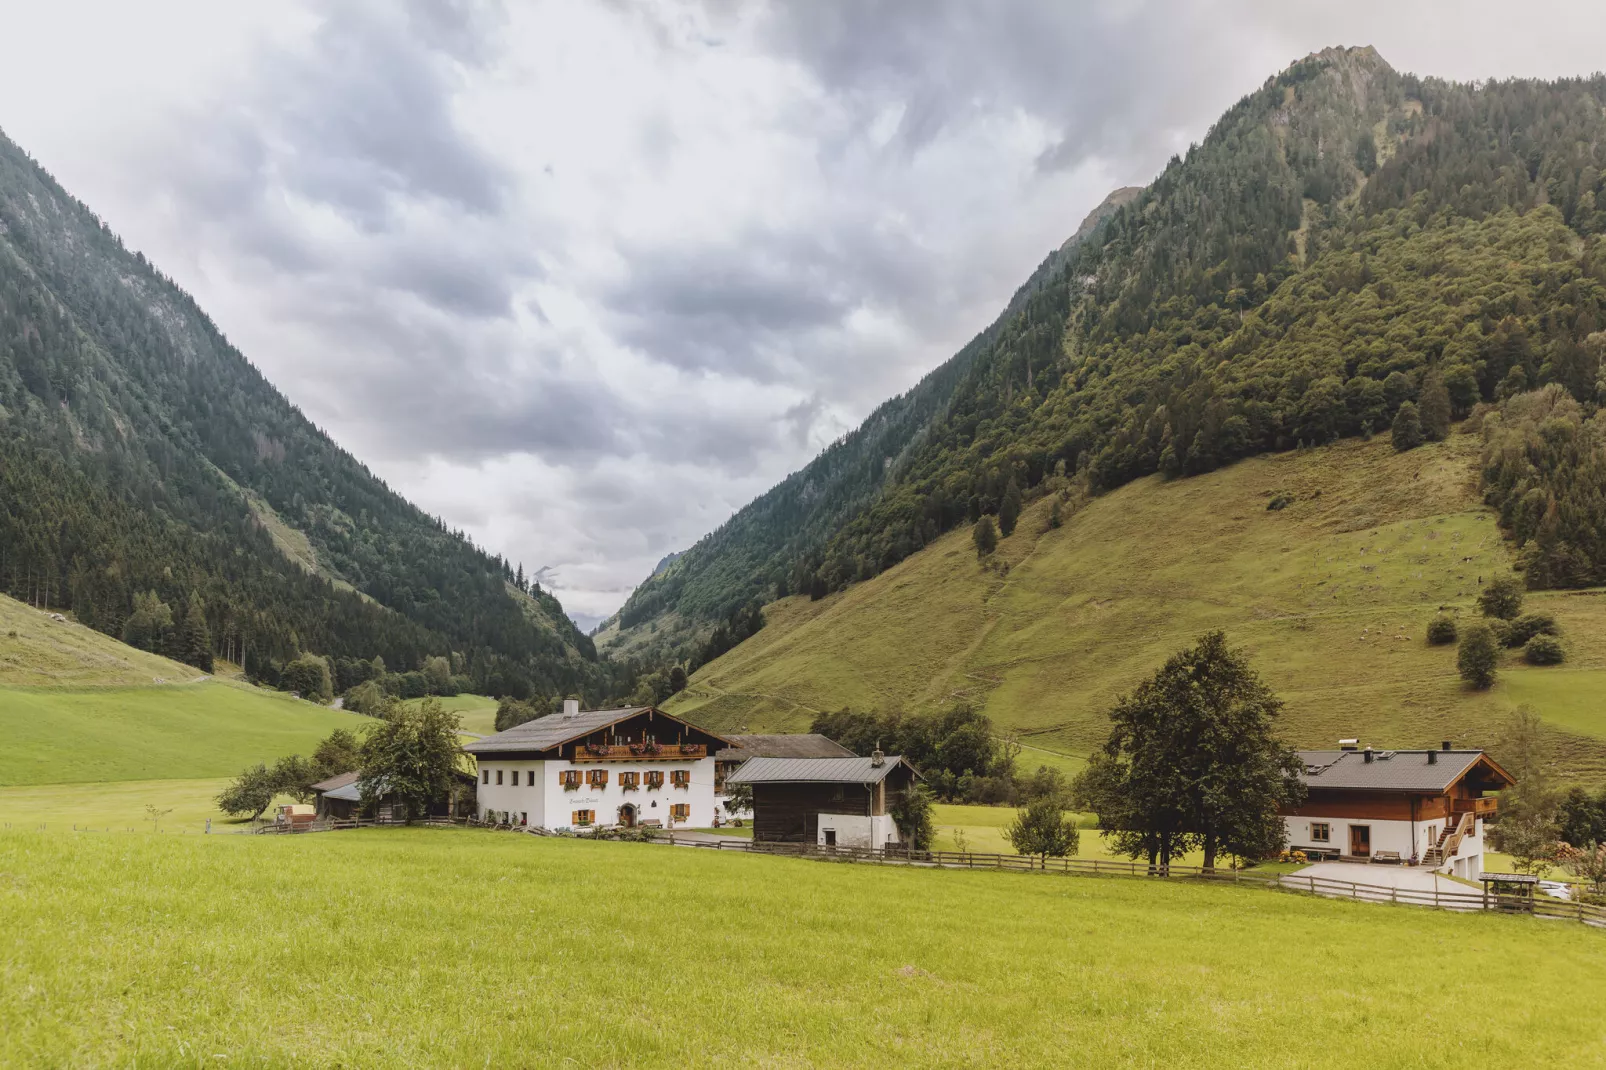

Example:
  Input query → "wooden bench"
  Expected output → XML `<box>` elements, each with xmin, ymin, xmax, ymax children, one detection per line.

<box><xmin>1372</xmin><ymin>850</ymin><xmax>1403</xmax><ymax>864</ymax></box>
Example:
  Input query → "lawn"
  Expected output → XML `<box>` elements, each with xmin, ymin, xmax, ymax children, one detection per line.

<box><xmin>668</xmin><ymin>436</ymin><xmax>1606</xmax><ymax>784</ymax></box>
<box><xmin>0</xmin><ymin>593</ymin><xmax>196</xmax><ymax>688</ymax></box>
<box><xmin>402</xmin><ymin>692</ymin><xmax>499</xmax><ymax>735</ymax></box>
<box><xmin>0</xmin><ymin>829</ymin><xmax>1601</xmax><ymax>1068</ymax></box>
<box><xmin>0</xmin><ymin>681</ymin><xmax>362</xmax><ymax>786</ymax></box>
<box><xmin>0</xmin><ymin>778</ymin><xmax>272</xmax><ymax>833</ymax></box>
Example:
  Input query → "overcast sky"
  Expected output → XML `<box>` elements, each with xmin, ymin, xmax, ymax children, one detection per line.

<box><xmin>1</xmin><ymin>2</ymin><xmax>1602</xmax><ymax>627</ymax></box>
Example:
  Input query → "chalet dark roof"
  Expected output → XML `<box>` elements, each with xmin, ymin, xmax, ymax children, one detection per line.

<box><xmin>321</xmin><ymin>779</ymin><xmax>368</xmax><ymax>803</ymax></box>
<box><xmin>309</xmin><ymin>771</ymin><xmax>359</xmax><ymax>794</ymax></box>
<box><xmin>1297</xmin><ymin>749</ymin><xmax>1509</xmax><ymax>792</ymax></box>
<box><xmin>726</xmin><ymin>755</ymin><xmax>916</xmax><ymax>785</ymax></box>
<box><xmin>462</xmin><ymin>706</ymin><xmax>730</xmax><ymax>755</ymax></box>
<box><xmin>715</xmin><ymin>734</ymin><xmax>856</xmax><ymax>761</ymax></box>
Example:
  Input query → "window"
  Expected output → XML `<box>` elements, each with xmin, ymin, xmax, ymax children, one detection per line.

<box><xmin>572</xmin><ymin>809</ymin><xmax>595</xmax><ymax>827</ymax></box>
<box><xmin>586</xmin><ymin>769</ymin><xmax>609</xmax><ymax>788</ymax></box>
<box><xmin>559</xmin><ymin>769</ymin><xmax>581</xmax><ymax>789</ymax></box>
<box><xmin>670</xmin><ymin>803</ymin><xmax>690</xmax><ymax>821</ymax></box>
<box><xmin>496</xmin><ymin>769</ymin><xmax>504</xmax><ymax>785</ymax></box>
<box><xmin>671</xmin><ymin>770</ymin><xmax>690</xmax><ymax>789</ymax></box>
<box><xmin>1310</xmin><ymin>822</ymin><xmax>1330</xmax><ymax>843</ymax></box>
<box><xmin>528</xmin><ymin>769</ymin><xmax>536</xmax><ymax>785</ymax></box>
<box><xmin>482</xmin><ymin>769</ymin><xmax>489</xmax><ymax>785</ymax></box>
<box><xmin>645</xmin><ymin>770</ymin><xmax>664</xmax><ymax>789</ymax></box>
<box><xmin>509</xmin><ymin>770</ymin><xmax>519</xmax><ymax>787</ymax></box>
<box><xmin>619</xmin><ymin>772</ymin><xmax>640</xmax><ymax>791</ymax></box>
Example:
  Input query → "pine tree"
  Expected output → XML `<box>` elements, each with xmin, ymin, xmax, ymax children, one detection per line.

<box><xmin>973</xmin><ymin>516</ymin><xmax>998</xmax><ymax>557</ymax></box>
<box><xmin>181</xmin><ymin>599</ymin><xmax>213</xmax><ymax>673</ymax></box>
<box><xmin>998</xmin><ymin>480</ymin><xmax>1022</xmax><ymax>537</ymax></box>
<box><xmin>1418</xmin><ymin>370</ymin><xmax>1452</xmax><ymax>441</ymax></box>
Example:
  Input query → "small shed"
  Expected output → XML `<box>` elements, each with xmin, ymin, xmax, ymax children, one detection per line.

<box><xmin>1478</xmin><ymin>871</ymin><xmax>1540</xmax><ymax>911</ymax></box>
<box><xmin>310</xmin><ymin>771</ymin><xmax>361</xmax><ymax>820</ymax></box>
<box><xmin>726</xmin><ymin>752</ymin><xmax>920</xmax><ymax>848</ymax></box>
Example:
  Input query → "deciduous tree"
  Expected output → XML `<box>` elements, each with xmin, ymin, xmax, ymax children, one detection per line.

<box><xmin>1006</xmin><ymin>797</ymin><xmax>1080</xmax><ymax>864</ymax></box>
<box><xmin>358</xmin><ymin>697</ymin><xmax>463</xmax><ymax>824</ymax></box>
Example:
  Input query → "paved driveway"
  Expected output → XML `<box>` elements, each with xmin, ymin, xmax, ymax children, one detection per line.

<box><xmin>1291</xmin><ymin>861</ymin><xmax>1463</xmax><ymax>892</ymax></box>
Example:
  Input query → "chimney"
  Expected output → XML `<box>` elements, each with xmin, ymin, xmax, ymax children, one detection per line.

<box><xmin>1339</xmin><ymin>738</ymin><xmax>1359</xmax><ymax>751</ymax></box>
<box><xmin>1363</xmin><ymin>747</ymin><xmax>1374</xmax><ymax>764</ymax></box>
<box><xmin>1427</xmin><ymin>750</ymin><xmax>1438</xmax><ymax>765</ymax></box>
<box><xmin>871</xmin><ymin>740</ymin><xmax>885</xmax><ymax>768</ymax></box>
<box><xmin>1441</xmin><ymin>740</ymin><xmax>1452</xmax><ymax>751</ymax></box>
<box><xmin>563</xmin><ymin>698</ymin><xmax>580</xmax><ymax>717</ymax></box>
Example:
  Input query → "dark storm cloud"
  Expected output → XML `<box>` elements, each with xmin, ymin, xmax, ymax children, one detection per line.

<box><xmin>747</xmin><ymin>0</ymin><xmax>1263</xmax><ymax>171</ymax></box>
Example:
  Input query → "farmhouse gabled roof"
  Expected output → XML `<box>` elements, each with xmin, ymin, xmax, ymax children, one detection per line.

<box><xmin>725</xmin><ymin>755</ymin><xmax>917</xmax><ymax>785</ymax></box>
<box><xmin>1296</xmin><ymin>749</ymin><xmax>1513</xmax><ymax>792</ymax></box>
<box><xmin>715</xmin><ymin>734</ymin><xmax>856</xmax><ymax>761</ymax></box>
<box><xmin>461</xmin><ymin>705</ymin><xmax>730</xmax><ymax>755</ymax></box>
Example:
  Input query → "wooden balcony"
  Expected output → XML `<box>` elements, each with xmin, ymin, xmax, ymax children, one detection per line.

<box><xmin>570</xmin><ymin>743</ymin><xmax>706</xmax><ymax>762</ymax></box>
<box><xmin>1452</xmin><ymin>797</ymin><xmax>1497</xmax><ymax>816</ymax></box>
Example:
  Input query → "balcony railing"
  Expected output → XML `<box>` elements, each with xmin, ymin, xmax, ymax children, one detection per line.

<box><xmin>571</xmin><ymin>743</ymin><xmax>706</xmax><ymax>762</ymax></box>
<box><xmin>1452</xmin><ymin>797</ymin><xmax>1498</xmax><ymax>816</ymax></box>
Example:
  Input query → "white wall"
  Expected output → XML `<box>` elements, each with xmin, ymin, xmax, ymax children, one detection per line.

<box><xmin>1284</xmin><ymin>813</ymin><xmax>1485</xmax><ymax>870</ymax></box>
<box><xmin>815</xmin><ymin>813</ymin><xmax>900</xmax><ymax>850</ymax></box>
<box><xmin>476</xmin><ymin>756</ymin><xmax>719</xmax><ymax>831</ymax></box>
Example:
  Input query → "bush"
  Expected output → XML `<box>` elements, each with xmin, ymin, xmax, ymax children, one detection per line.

<box><xmin>1503</xmin><ymin>613</ymin><xmax>1557</xmax><ymax>648</ymax></box>
<box><xmin>1426</xmin><ymin>615</ymin><xmax>1458</xmax><ymax>645</ymax></box>
<box><xmin>1006</xmin><ymin>797</ymin><xmax>1080</xmax><ymax>861</ymax></box>
<box><xmin>1391</xmin><ymin>402</ymin><xmax>1424</xmax><ymax>452</ymax></box>
<box><xmin>1457</xmin><ymin>622</ymin><xmax>1499</xmax><ymax>689</ymax></box>
<box><xmin>1524</xmin><ymin>635</ymin><xmax>1565</xmax><ymax>666</ymax></box>
<box><xmin>1477</xmin><ymin>575</ymin><xmax>1523</xmax><ymax>620</ymax></box>
<box><xmin>1266</xmin><ymin>493</ymin><xmax>1292</xmax><ymax>511</ymax></box>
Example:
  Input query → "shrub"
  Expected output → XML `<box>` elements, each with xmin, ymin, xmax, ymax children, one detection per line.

<box><xmin>1006</xmin><ymin>797</ymin><xmax>1080</xmax><ymax>862</ymax></box>
<box><xmin>1457</xmin><ymin>622</ymin><xmax>1499</xmax><ymax>689</ymax></box>
<box><xmin>1524</xmin><ymin>635</ymin><xmax>1565</xmax><ymax>666</ymax></box>
<box><xmin>1503</xmin><ymin>613</ymin><xmax>1557</xmax><ymax>648</ymax></box>
<box><xmin>1426</xmin><ymin>615</ymin><xmax>1458</xmax><ymax>645</ymax></box>
<box><xmin>1477</xmin><ymin>575</ymin><xmax>1523</xmax><ymax>620</ymax></box>
<box><xmin>1266</xmin><ymin>493</ymin><xmax>1292</xmax><ymax>511</ymax></box>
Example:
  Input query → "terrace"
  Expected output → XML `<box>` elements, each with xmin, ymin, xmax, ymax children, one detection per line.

<box><xmin>570</xmin><ymin>743</ymin><xmax>707</xmax><ymax>762</ymax></box>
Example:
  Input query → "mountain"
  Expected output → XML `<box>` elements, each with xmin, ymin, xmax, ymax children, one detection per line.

<box><xmin>665</xmin><ymin>434</ymin><xmax>1606</xmax><ymax>783</ymax></box>
<box><xmin>602</xmin><ymin>176</ymin><xmax>1139</xmax><ymax>661</ymax></box>
<box><xmin>0</xmin><ymin>129</ymin><xmax>611</xmax><ymax>700</ymax></box>
<box><xmin>620</xmin><ymin>47</ymin><xmax>1606</xmax><ymax>673</ymax></box>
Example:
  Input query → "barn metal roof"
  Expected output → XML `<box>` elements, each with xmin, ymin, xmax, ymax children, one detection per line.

<box><xmin>725</xmin><ymin>755</ymin><xmax>916</xmax><ymax>785</ymax></box>
<box><xmin>715</xmin><ymin>734</ymin><xmax>857</xmax><ymax>761</ymax></box>
<box><xmin>1296</xmin><ymin>749</ymin><xmax>1510</xmax><ymax>792</ymax></box>
<box><xmin>461</xmin><ymin>706</ymin><xmax>730</xmax><ymax>755</ymax></box>
<box><xmin>309</xmin><ymin>771</ymin><xmax>359</xmax><ymax>794</ymax></box>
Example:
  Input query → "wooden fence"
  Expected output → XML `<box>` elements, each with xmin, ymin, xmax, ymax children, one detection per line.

<box><xmin>659</xmin><ymin>838</ymin><xmax>1606</xmax><ymax>929</ymax></box>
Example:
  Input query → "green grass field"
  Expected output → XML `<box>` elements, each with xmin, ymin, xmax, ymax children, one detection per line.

<box><xmin>0</xmin><ymin>829</ymin><xmax>1600</xmax><ymax>1068</ymax></box>
<box><xmin>402</xmin><ymin>692</ymin><xmax>499</xmax><ymax>735</ymax></box>
<box><xmin>0</xmin><ymin>682</ymin><xmax>362</xmax><ymax>786</ymax></box>
<box><xmin>0</xmin><ymin>778</ymin><xmax>280</xmax><ymax>833</ymax></box>
<box><xmin>669</xmin><ymin>435</ymin><xmax>1606</xmax><ymax>783</ymax></box>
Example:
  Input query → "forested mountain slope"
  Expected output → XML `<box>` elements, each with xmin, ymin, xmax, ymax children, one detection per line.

<box><xmin>667</xmin><ymin>434</ymin><xmax>1606</xmax><ymax>783</ymax></box>
<box><xmin>0</xmin><ymin>129</ymin><xmax>605</xmax><ymax>699</ymax></box>
<box><xmin>601</xmin><ymin>188</ymin><xmax>1139</xmax><ymax>662</ymax></box>
<box><xmin>627</xmin><ymin>48</ymin><xmax>1606</xmax><ymax>668</ymax></box>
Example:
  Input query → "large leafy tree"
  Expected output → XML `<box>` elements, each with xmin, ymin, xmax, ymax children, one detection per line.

<box><xmin>359</xmin><ymin>697</ymin><xmax>463</xmax><ymax>823</ymax></box>
<box><xmin>1075</xmin><ymin>632</ymin><xmax>1305</xmax><ymax>871</ymax></box>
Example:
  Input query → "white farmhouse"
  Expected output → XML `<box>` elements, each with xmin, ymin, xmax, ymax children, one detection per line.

<box><xmin>463</xmin><ymin>701</ymin><xmax>733</xmax><ymax>832</ymax></box>
<box><xmin>1282</xmin><ymin>742</ymin><xmax>1513</xmax><ymax>877</ymax></box>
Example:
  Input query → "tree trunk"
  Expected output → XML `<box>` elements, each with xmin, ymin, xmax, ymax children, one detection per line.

<box><xmin>1203</xmin><ymin>832</ymin><xmax>1217</xmax><ymax>874</ymax></box>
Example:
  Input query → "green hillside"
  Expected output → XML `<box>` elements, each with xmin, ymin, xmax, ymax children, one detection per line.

<box><xmin>0</xmin><ymin>683</ymin><xmax>359</xmax><ymax>786</ymax></box>
<box><xmin>668</xmin><ymin>433</ymin><xmax>1606</xmax><ymax>782</ymax></box>
<box><xmin>0</xmin><ymin>591</ymin><xmax>197</xmax><ymax>688</ymax></box>
<box><xmin>0</xmin><ymin>126</ymin><xmax>604</xmax><ymax>699</ymax></box>
<box><xmin>617</xmin><ymin>49</ymin><xmax>1606</xmax><ymax>695</ymax></box>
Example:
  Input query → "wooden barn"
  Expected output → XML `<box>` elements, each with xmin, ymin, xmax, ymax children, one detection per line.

<box><xmin>725</xmin><ymin>751</ymin><xmax>919</xmax><ymax>848</ymax></box>
<box><xmin>712</xmin><ymin>733</ymin><xmax>856</xmax><ymax>817</ymax></box>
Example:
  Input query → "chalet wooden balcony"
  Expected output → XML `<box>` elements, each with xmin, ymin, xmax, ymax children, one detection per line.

<box><xmin>1452</xmin><ymin>797</ymin><xmax>1497</xmax><ymax>816</ymax></box>
<box><xmin>571</xmin><ymin>744</ymin><xmax>706</xmax><ymax>762</ymax></box>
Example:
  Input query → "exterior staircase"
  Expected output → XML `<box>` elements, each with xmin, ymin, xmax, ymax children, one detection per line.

<box><xmin>1421</xmin><ymin>813</ymin><xmax>1473</xmax><ymax>869</ymax></box>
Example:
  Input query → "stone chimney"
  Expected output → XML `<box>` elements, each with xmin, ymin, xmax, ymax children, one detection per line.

<box><xmin>871</xmin><ymin>740</ymin><xmax>885</xmax><ymax>768</ymax></box>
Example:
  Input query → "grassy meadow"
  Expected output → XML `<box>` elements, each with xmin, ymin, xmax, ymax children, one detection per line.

<box><xmin>402</xmin><ymin>692</ymin><xmax>499</xmax><ymax>735</ymax></box>
<box><xmin>3</xmin><ymin>829</ymin><xmax>1604</xmax><ymax>1069</ymax></box>
<box><xmin>0</xmin><ymin>593</ymin><xmax>197</xmax><ymax>688</ymax></box>
<box><xmin>669</xmin><ymin>434</ymin><xmax>1606</xmax><ymax>783</ymax></box>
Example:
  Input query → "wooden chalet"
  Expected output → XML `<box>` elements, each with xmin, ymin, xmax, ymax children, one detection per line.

<box><xmin>1282</xmin><ymin>741</ymin><xmax>1513</xmax><ymax>876</ymax></box>
<box><xmin>712</xmin><ymin>733</ymin><xmax>856</xmax><ymax>811</ymax></box>
<box><xmin>725</xmin><ymin>751</ymin><xmax>920</xmax><ymax>848</ymax></box>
